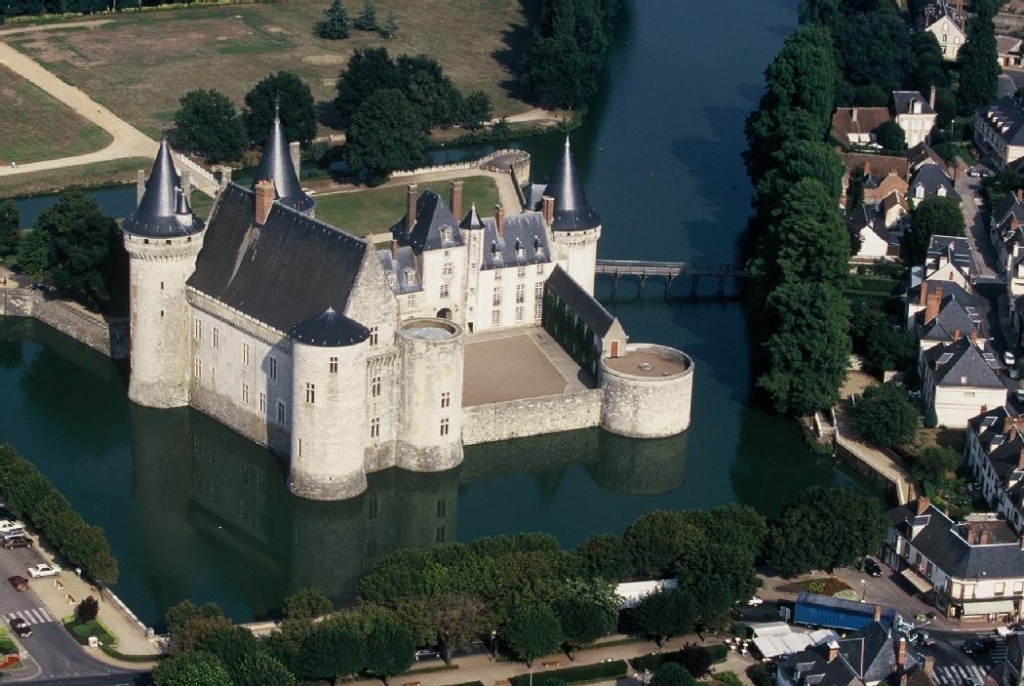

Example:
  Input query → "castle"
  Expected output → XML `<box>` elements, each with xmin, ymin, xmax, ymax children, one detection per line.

<box><xmin>121</xmin><ymin>113</ymin><xmax>694</xmax><ymax>501</ymax></box>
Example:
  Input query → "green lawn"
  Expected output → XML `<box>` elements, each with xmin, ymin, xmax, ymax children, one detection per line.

<box><xmin>63</xmin><ymin>617</ymin><xmax>116</xmax><ymax>646</ymax></box>
<box><xmin>314</xmin><ymin>175</ymin><xmax>499</xmax><ymax>237</ymax></box>
<box><xmin>0</xmin><ymin>157</ymin><xmax>151</xmax><ymax>199</ymax></box>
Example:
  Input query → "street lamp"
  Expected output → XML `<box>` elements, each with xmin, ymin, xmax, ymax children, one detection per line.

<box><xmin>861</xmin><ymin>579</ymin><xmax>867</xmax><ymax>602</ymax></box>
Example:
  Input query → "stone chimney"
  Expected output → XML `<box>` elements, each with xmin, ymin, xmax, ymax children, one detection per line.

<box><xmin>495</xmin><ymin>205</ymin><xmax>505</xmax><ymax>238</ymax></box>
<box><xmin>1010</xmin><ymin>426</ymin><xmax>1018</xmax><ymax>442</ymax></box>
<box><xmin>864</xmin><ymin>161</ymin><xmax>872</xmax><ymax>179</ymax></box>
<box><xmin>827</xmin><ymin>641</ymin><xmax>839</xmax><ymax>663</ymax></box>
<box><xmin>542</xmin><ymin>195</ymin><xmax>555</xmax><ymax>225</ymax></box>
<box><xmin>852</xmin><ymin>108</ymin><xmax>859</xmax><ymax>123</ymax></box>
<box><xmin>255</xmin><ymin>179</ymin><xmax>275</xmax><ymax>226</ymax></box>
<box><xmin>290</xmin><ymin>141</ymin><xmax>301</xmax><ymax>180</ymax></box>
<box><xmin>980</xmin><ymin>528</ymin><xmax>991</xmax><ymax>545</ymax></box>
<box><xmin>930</xmin><ymin>85</ymin><xmax>937</xmax><ymax>111</ymax></box>
<box><xmin>920</xmin><ymin>281</ymin><xmax>928</xmax><ymax>307</ymax></box>
<box><xmin>136</xmin><ymin>169</ymin><xmax>146</xmax><ymax>207</ymax></box>
<box><xmin>873</xmin><ymin>605</ymin><xmax>882</xmax><ymax>622</ymax></box>
<box><xmin>390</xmin><ymin>238</ymin><xmax>398</xmax><ymax>261</ymax></box>
<box><xmin>449</xmin><ymin>180</ymin><xmax>463</xmax><ymax>220</ymax></box>
<box><xmin>954</xmin><ymin>328</ymin><xmax>962</xmax><ymax>342</ymax></box>
<box><xmin>1019</xmin><ymin>534</ymin><xmax>1024</xmax><ymax>550</ymax></box>
<box><xmin>916</xmin><ymin>496</ymin><xmax>930</xmax><ymax>516</ymax></box>
<box><xmin>406</xmin><ymin>184</ymin><xmax>418</xmax><ymax>232</ymax></box>
<box><xmin>896</xmin><ymin>637</ymin><xmax>907</xmax><ymax>669</ymax></box>
<box><xmin>966</xmin><ymin>525</ymin><xmax>977</xmax><ymax>545</ymax></box>
<box><xmin>971</xmin><ymin>329</ymin><xmax>980</xmax><ymax>348</ymax></box>
<box><xmin>1018</xmin><ymin>447</ymin><xmax>1024</xmax><ymax>469</ymax></box>
<box><xmin>924</xmin><ymin>286</ymin><xmax>942</xmax><ymax>324</ymax></box>
<box><xmin>923</xmin><ymin>655</ymin><xmax>935</xmax><ymax>676</ymax></box>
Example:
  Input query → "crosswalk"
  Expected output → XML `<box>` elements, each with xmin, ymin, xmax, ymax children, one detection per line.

<box><xmin>933</xmin><ymin>663</ymin><xmax>989</xmax><ymax>686</ymax></box>
<box><xmin>4</xmin><ymin>607</ymin><xmax>55</xmax><ymax>626</ymax></box>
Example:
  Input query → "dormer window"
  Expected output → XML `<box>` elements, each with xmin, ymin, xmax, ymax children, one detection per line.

<box><xmin>404</xmin><ymin>267</ymin><xmax>416</xmax><ymax>285</ymax></box>
<box><xmin>442</xmin><ymin>228</ymin><xmax>452</xmax><ymax>242</ymax></box>
<box><xmin>387</xmin><ymin>273</ymin><xmax>396</xmax><ymax>288</ymax></box>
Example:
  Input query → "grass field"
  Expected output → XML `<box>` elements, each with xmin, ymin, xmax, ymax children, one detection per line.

<box><xmin>313</xmin><ymin>175</ymin><xmax>498</xmax><ymax>236</ymax></box>
<box><xmin>6</xmin><ymin>0</ymin><xmax>538</xmax><ymax>141</ymax></box>
<box><xmin>0</xmin><ymin>157</ymin><xmax>150</xmax><ymax>198</ymax></box>
<box><xmin>0</xmin><ymin>65</ymin><xmax>112</xmax><ymax>165</ymax></box>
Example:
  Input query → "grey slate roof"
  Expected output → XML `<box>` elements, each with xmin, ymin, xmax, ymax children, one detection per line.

<box><xmin>917</xmin><ymin>285</ymin><xmax>987</xmax><ymax>342</ymax></box>
<box><xmin>909</xmin><ymin>164</ymin><xmax>961</xmax><ymax>205</ymax></box>
<box><xmin>893</xmin><ymin>91</ymin><xmax>935</xmax><ymax>116</ymax></box>
<box><xmin>541</xmin><ymin>137</ymin><xmax>602</xmax><ymax>232</ymax></box>
<box><xmin>924</xmin><ymin>336</ymin><xmax>1005</xmax><ymax>388</ymax></box>
<box><xmin>993</xmin><ymin>194</ymin><xmax>1024</xmax><ymax>231</ymax></box>
<box><xmin>289</xmin><ymin>307</ymin><xmax>370</xmax><ymax>347</ymax></box>
<box><xmin>979</xmin><ymin>98</ymin><xmax>1024</xmax><ymax>148</ymax></box>
<box><xmin>926</xmin><ymin>235</ymin><xmax>976</xmax><ymax>281</ymax></box>
<box><xmin>969</xmin><ymin>407</ymin><xmax>1024</xmax><ymax>485</ymax></box>
<box><xmin>887</xmin><ymin>501</ymin><xmax>1024</xmax><ymax>579</ymax></box>
<box><xmin>479</xmin><ymin>212</ymin><xmax>551</xmax><ymax>271</ymax></box>
<box><xmin>188</xmin><ymin>183</ymin><xmax>367</xmax><ymax>333</ymax></box>
<box><xmin>391</xmin><ymin>190</ymin><xmax>463</xmax><ymax>251</ymax></box>
<box><xmin>845</xmin><ymin>205</ymin><xmax>899</xmax><ymax>246</ymax></box>
<box><xmin>251</xmin><ymin>113</ymin><xmax>315</xmax><ymax>215</ymax></box>
<box><xmin>837</xmin><ymin>622</ymin><xmax>912</xmax><ymax>682</ymax></box>
<box><xmin>460</xmin><ymin>204</ymin><xmax>484</xmax><ymax>231</ymax></box>
<box><xmin>777</xmin><ymin>643</ymin><xmax>860</xmax><ymax>686</ymax></box>
<box><xmin>907</xmin><ymin>142</ymin><xmax>948</xmax><ymax>174</ymax></box>
<box><xmin>377</xmin><ymin>243</ymin><xmax>423</xmax><ymax>295</ymax></box>
<box><xmin>121</xmin><ymin>138</ymin><xmax>204</xmax><ymax>238</ymax></box>
<box><xmin>545</xmin><ymin>265</ymin><xmax>616</xmax><ymax>337</ymax></box>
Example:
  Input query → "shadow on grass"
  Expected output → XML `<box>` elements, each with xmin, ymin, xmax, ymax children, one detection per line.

<box><xmin>492</xmin><ymin>0</ymin><xmax>542</xmax><ymax>105</ymax></box>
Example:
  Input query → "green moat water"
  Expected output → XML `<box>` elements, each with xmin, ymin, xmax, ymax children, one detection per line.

<box><xmin>1</xmin><ymin>0</ymin><xmax>878</xmax><ymax>625</ymax></box>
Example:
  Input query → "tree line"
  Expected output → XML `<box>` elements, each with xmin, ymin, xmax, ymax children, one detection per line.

<box><xmin>148</xmin><ymin>488</ymin><xmax>888</xmax><ymax>686</ymax></box>
<box><xmin>0</xmin><ymin>0</ymin><xmax>179</xmax><ymax>22</ymax></box>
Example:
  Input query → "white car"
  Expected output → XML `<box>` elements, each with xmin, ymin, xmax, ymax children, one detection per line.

<box><xmin>26</xmin><ymin>563</ymin><xmax>61</xmax><ymax>578</ymax></box>
<box><xmin>1005</xmin><ymin>351</ymin><xmax>1016</xmax><ymax>367</ymax></box>
<box><xmin>0</xmin><ymin>520</ymin><xmax>25</xmax><ymax>534</ymax></box>
<box><xmin>747</xmin><ymin>596</ymin><xmax>764</xmax><ymax>606</ymax></box>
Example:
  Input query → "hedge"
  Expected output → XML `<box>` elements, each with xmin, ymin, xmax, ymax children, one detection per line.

<box><xmin>630</xmin><ymin>645</ymin><xmax>728</xmax><ymax>673</ymax></box>
<box><xmin>508</xmin><ymin>660</ymin><xmax>628</xmax><ymax>686</ymax></box>
<box><xmin>0</xmin><ymin>444</ymin><xmax>119</xmax><ymax>585</ymax></box>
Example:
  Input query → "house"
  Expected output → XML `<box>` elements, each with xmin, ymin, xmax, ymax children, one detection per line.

<box><xmin>921</xmin><ymin>333</ymin><xmax>1007</xmax><ymax>428</ymax></box>
<box><xmin>832</xmin><ymin>107</ymin><xmax>893</xmax><ymax>148</ymax></box>
<box><xmin>975</xmin><ymin>98</ymin><xmax>1024</xmax><ymax>170</ymax></box>
<box><xmin>921</xmin><ymin>0</ymin><xmax>967</xmax><ymax>61</ymax></box>
<box><xmin>989</xmin><ymin>193</ymin><xmax>1024</xmax><ymax>272</ymax></box>
<box><xmin>910</xmin><ymin>281</ymin><xmax>988</xmax><ymax>352</ymax></box>
<box><xmin>885</xmin><ymin>496</ymin><xmax>1024</xmax><ymax>621</ymax></box>
<box><xmin>998</xmin><ymin>35</ymin><xmax>1023</xmax><ymax>68</ymax></box>
<box><xmin>846</xmin><ymin>205</ymin><xmax>901</xmax><ymax>262</ymax></box>
<box><xmin>841</xmin><ymin>153</ymin><xmax>910</xmax><ymax>209</ymax></box>
<box><xmin>984</xmin><ymin>633</ymin><xmax>1024</xmax><ymax>686</ymax></box>
<box><xmin>920</xmin><ymin>235</ymin><xmax>977</xmax><ymax>288</ymax></box>
<box><xmin>893</xmin><ymin>90</ymin><xmax>938</xmax><ymax>148</ymax></box>
<box><xmin>908</xmin><ymin>164</ymin><xmax>961</xmax><ymax>206</ymax></box>
<box><xmin>965</xmin><ymin>408</ymin><xmax>1024</xmax><ymax>533</ymax></box>
<box><xmin>908</xmin><ymin>142</ymin><xmax>949</xmax><ymax>176</ymax></box>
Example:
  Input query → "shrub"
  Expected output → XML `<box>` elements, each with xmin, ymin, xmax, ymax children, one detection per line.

<box><xmin>508</xmin><ymin>660</ymin><xmax>627</xmax><ymax>686</ymax></box>
<box><xmin>76</xmin><ymin>596</ymin><xmax>100</xmax><ymax>623</ymax></box>
<box><xmin>748</xmin><ymin>663</ymin><xmax>773</xmax><ymax>686</ymax></box>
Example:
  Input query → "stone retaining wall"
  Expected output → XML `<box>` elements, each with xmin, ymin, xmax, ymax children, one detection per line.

<box><xmin>462</xmin><ymin>389</ymin><xmax>603</xmax><ymax>445</ymax></box>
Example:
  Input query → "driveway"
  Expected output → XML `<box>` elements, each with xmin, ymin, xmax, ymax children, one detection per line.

<box><xmin>955</xmin><ymin>168</ymin><xmax>1001</xmax><ymax>278</ymax></box>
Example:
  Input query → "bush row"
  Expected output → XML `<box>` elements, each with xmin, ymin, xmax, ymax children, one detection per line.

<box><xmin>508</xmin><ymin>660</ymin><xmax>628</xmax><ymax>686</ymax></box>
<box><xmin>0</xmin><ymin>444</ymin><xmax>119</xmax><ymax>585</ymax></box>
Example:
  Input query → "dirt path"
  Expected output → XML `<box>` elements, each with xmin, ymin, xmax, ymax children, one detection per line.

<box><xmin>0</xmin><ymin>39</ymin><xmax>157</xmax><ymax>176</ymax></box>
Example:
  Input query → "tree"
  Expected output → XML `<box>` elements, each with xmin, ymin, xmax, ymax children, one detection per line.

<box><xmin>626</xmin><ymin>588</ymin><xmax>696</xmax><ymax>646</ymax></box>
<box><xmin>164</xmin><ymin>601</ymin><xmax>235</xmax><ymax>654</ymax></box>
<box><xmin>504</xmin><ymin>603</ymin><xmax>563</xmax><ymax>666</ymax></box>
<box><xmin>553</xmin><ymin>581</ymin><xmax>618</xmax><ymax>653</ymax></box>
<box><xmin>15</xmin><ymin>228</ymin><xmax>51</xmax><ymax>280</ymax></box>
<box><xmin>397</xmin><ymin>54</ymin><xmax>464</xmax><ymax>130</ymax></box>
<box><xmin>353</xmin><ymin>0</ymin><xmax>376</xmax><ymax>30</ymax></box>
<box><xmin>345</xmin><ymin>89</ymin><xmax>427</xmax><ymax>184</ymax></box>
<box><xmin>152</xmin><ymin>650</ymin><xmax>233</xmax><ymax>686</ymax></box>
<box><xmin>382</xmin><ymin>10</ymin><xmax>398</xmax><ymax>38</ymax></box>
<box><xmin>365</xmin><ymin>614</ymin><xmax>416</xmax><ymax>683</ymax></box>
<box><xmin>174</xmin><ymin>89</ymin><xmax>247</xmax><ymax>164</ymax></box>
<box><xmin>75</xmin><ymin>596</ymin><xmax>99</xmax><ymax>622</ymax></box>
<box><xmin>903</xmin><ymin>196</ymin><xmax>966</xmax><ymax>264</ymax></box>
<box><xmin>297</xmin><ymin>618</ymin><xmax>366</xmax><ymax>684</ymax></box>
<box><xmin>421</xmin><ymin>594</ymin><xmax>490</xmax><ymax>665</ymax></box>
<box><xmin>576</xmin><ymin>533</ymin><xmax>633</xmax><ymax>581</ymax></box>
<box><xmin>765</xmin><ymin>486</ymin><xmax>889</xmax><ymax>575</ymax></box>
<box><xmin>314</xmin><ymin>0</ymin><xmax>350</xmax><ymax>39</ymax></box>
<box><xmin>913</xmin><ymin>445</ymin><xmax>961</xmax><ymax>483</ymax></box>
<box><xmin>0</xmin><ymin>199</ymin><xmax>19</xmax><ymax>257</ymax></box>
<box><xmin>958</xmin><ymin>0</ymin><xmax>1000</xmax><ymax>114</ymax></box>
<box><xmin>852</xmin><ymin>382</ymin><xmax>918</xmax><ymax>447</ymax></box>
<box><xmin>651</xmin><ymin>663</ymin><xmax>698</xmax><ymax>686</ymax></box>
<box><xmin>676</xmin><ymin>644</ymin><xmax>715</xmax><ymax>678</ymax></box>
<box><xmin>195</xmin><ymin>626</ymin><xmax>263</xmax><ymax>679</ymax></box>
<box><xmin>851</xmin><ymin>304</ymin><xmax>917</xmax><ymax>373</ymax></box>
<box><xmin>334</xmin><ymin>47</ymin><xmax>403</xmax><ymax>128</ymax></box>
<box><xmin>874</xmin><ymin>120</ymin><xmax>907</xmax><ymax>151</ymax></box>
<box><xmin>760</xmin><ymin>26</ymin><xmax>838</xmax><ymax>133</ymax></box>
<box><xmin>623</xmin><ymin>510</ymin><xmax>692</xmax><ymax>577</ymax></box>
<box><xmin>830</xmin><ymin>7</ymin><xmax>911</xmax><ymax>94</ymax></box>
<box><xmin>757</xmin><ymin>282</ymin><xmax>851</xmax><ymax>415</ymax></box>
<box><xmin>233</xmin><ymin>651</ymin><xmax>296</xmax><ymax>686</ymax></box>
<box><xmin>244</xmin><ymin>71</ymin><xmax>318</xmax><ymax>147</ymax></box>
<box><xmin>282</xmin><ymin>587</ymin><xmax>333</xmax><ymax>620</ymax></box>
<box><xmin>462</xmin><ymin>90</ymin><xmax>493</xmax><ymax>130</ymax></box>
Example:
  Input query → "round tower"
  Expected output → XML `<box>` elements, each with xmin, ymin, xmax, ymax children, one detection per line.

<box><xmin>395</xmin><ymin>318</ymin><xmax>465</xmax><ymax>472</ymax></box>
<box><xmin>289</xmin><ymin>308</ymin><xmax>371</xmax><ymax>501</ymax></box>
<box><xmin>122</xmin><ymin>138</ymin><xmax>205</xmax><ymax>409</ymax></box>
<box><xmin>600</xmin><ymin>343</ymin><xmax>694</xmax><ymax>438</ymax></box>
<box><xmin>545</xmin><ymin>137</ymin><xmax>602</xmax><ymax>294</ymax></box>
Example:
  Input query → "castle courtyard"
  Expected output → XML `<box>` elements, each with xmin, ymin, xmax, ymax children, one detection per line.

<box><xmin>462</xmin><ymin>327</ymin><xmax>593</xmax><ymax>406</ymax></box>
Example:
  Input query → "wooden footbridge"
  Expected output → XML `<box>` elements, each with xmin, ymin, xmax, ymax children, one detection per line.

<box><xmin>595</xmin><ymin>259</ymin><xmax>747</xmax><ymax>296</ymax></box>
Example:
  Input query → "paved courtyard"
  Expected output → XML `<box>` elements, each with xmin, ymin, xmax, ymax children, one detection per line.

<box><xmin>463</xmin><ymin>327</ymin><xmax>592</xmax><ymax>406</ymax></box>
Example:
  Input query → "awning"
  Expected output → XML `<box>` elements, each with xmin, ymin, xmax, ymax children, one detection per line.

<box><xmin>901</xmin><ymin>568</ymin><xmax>934</xmax><ymax>593</ymax></box>
<box><xmin>962</xmin><ymin>600</ymin><xmax>1015</xmax><ymax>616</ymax></box>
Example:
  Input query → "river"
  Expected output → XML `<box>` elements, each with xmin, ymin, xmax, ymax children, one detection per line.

<box><xmin>1</xmin><ymin>0</ymin><xmax>877</xmax><ymax>626</ymax></box>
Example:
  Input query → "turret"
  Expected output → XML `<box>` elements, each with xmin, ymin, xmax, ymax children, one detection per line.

<box><xmin>289</xmin><ymin>307</ymin><xmax>372</xmax><ymax>500</ymax></box>
<box><xmin>545</xmin><ymin>136</ymin><xmax>602</xmax><ymax>294</ymax></box>
<box><xmin>252</xmin><ymin>104</ymin><xmax>315</xmax><ymax>217</ymax></box>
<box><xmin>122</xmin><ymin>138</ymin><xmax>205</xmax><ymax>408</ymax></box>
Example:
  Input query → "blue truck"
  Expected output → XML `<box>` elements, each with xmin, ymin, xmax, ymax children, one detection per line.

<box><xmin>792</xmin><ymin>592</ymin><xmax>896</xmax><ymax>631</ymax></box>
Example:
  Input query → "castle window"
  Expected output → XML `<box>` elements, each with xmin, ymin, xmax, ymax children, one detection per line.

<box><xmin>440</xmin><ymin>284</ymin><xmax>450</xmax><ymax>299</ymax></box>
<box><xmin>212</xmin><ymin>327</ymin><xmax>219</xmax><ymax>349</ymax></box>
<box><xmin>241</xmin><ymin>383</ymin><xmax>249</xmax><ymax>404</ymax></box>
<box><xmin>259</xmin><ymin>392</ymin><xmax>266</xmax><ymax>413</ymax></box>
<box><xmin>492</xmin><ymin>310</ymin><xmax>501</xmax><ymax>326</ymax></box>
<box><xmin>368</xmin><ymin>498</ymin><xmax>378</xmax><ymax>520</ymax></box>
<box><xmin>996</xmin><ymin>582</ymin><xmax>1006</xmax><ymax>596</ymax></box>
<box><xmin>441</xmin><ymin>391</ymin><xmax>450</xmax><ymax>409</ymax></box>
<box><xmin>408</xmin><ymin>294</ymin><xmax>416</xmax><ymax>308</ymax></box>
<box><xmin>518</xmin><ymin>266</ymin><xmax>526</xmax><ymax>278</ymax></box>
<box><xmin>515</xmin><ymin>306</ymin><xmax>524</xmax><ymax>323</ymax></box>
<box><xmin>440</xmin><ymin>417</ymin><xmax>449</xmax><ymax>436</ymax></box>
<box><xmin>277</xmin><ymin>401</ymin><xmax>286</xmax><ymax>424</ymax></box>
<box><xmin>405</xmin><ymin>269</ymin><xmax>415</xmax><ymax>285</ymax></box>
<box><xmin>298</xmin><ymin>439</ymin><xmax>302</xmax><ymax>457</ymax></box>
<box><xmin>535</xmin><ymin>283</ymin><xmax>544</xmax><ymax>299</ymax></box>
<box><xmin>372</xmin><ymin>375</ymin><xmax>382</xmax><ymax>397</ymax></box>
<box><xmin>329</xmin><ymin>356</ymin><xmax>338</xmax><ymax>374</ymax></box>
<box><xmin>269</xmin><ymin>357</ymin><xmax>278</xmax><ymax>381</ymax></box>
<box><xmin>492</xmin><ymin>287</ymin><xmax>501</xmax><ymax>306</ymax></box>
<box><xmin>160</xmin><ymin>310</ymin><xmax>164</xmax><ymax>318</ymax></box>
<box><xmin>194</xmin><ymin>318</ymin><xmax>202</xmax><ymax>342</ymax></box>
<box><xmin>516</xmin><ymin>284</ymin><xmax>525</xmax><ymax>303</ymax></box>
<box><xmin>370</xmin><ymin>417</ymin><xmax>380</xmax><ymax>438</ymax></box>
<box><xmin>305</xmin><ymin>382</ymin><xmax>315</xmax><ymax>404</ymax></box>
<box><xmin>534</xmin><ymin>301</ymin><xmax>543</xmax><ymax>320</ymax></box>
<box><xmin>370</xmin><ymin>326</ymin><xmax>379</xmax><ymax>346</ymax></box>
<box><xmin>160</xmin><ymin>282</ymin><xmax>164</xmax><ymax>290</ymax></box>
<box><xmin>443</xmin><ymin>262</ymin><xmax>453</xmax><ymax>276</ymax></box>
<box><xmin>495</xmin><ymin>270</ymin><xmax>502</xmax><ymax>281</ymax></box>
<box><xmin>194</xmin><ymin>357</ymin><xmax>202</xmax><ymax>379</ymax></box>
<box><xmin>437</xmin><ymin>499</ymin><xmax>446</xmax><ymax>517</ymax></box>
<box><xmin>436</xmin><ymin>525</ymin><xmax>446</xmax><ymax>542</ymax></box>
<box><xmin>242</xmin><ymin>343</ymin><xmax>250</xmax><ymax>366</ymax></box>
<box><xmin>537</xmin><ymin>264</ymin><xmax>544</xmax><ymax>275</ymax></box>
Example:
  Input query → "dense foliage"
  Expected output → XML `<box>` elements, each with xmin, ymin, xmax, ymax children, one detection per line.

<box><xmin>913</xmin><ymin>445</ymin><xmax>961</xmax><ymax>483</ymax></box>
<box><xmin>0</xmin><ymin>199</ymin><xmax>19</xmax><ymax>257</ymax></box>
<box><xmin>902</xmin><ymin>196</ymin><xmax>967</xmax><ymax>264</ymax></box>
<box><xmin>174</xmin><ymin>89</ymin><xmax>247</xmax><ymax>163</ymax></box>
<box><xmin>957</xmin><ymin>0</ymin><xmax>1001</xmax><ymax>114</ymax></box>
<box><xmin>244</xmin><ymin>71</ymin><xmax>318</xmax><ymax>148</ymax></box>
<box><xmin>314</xmin><ymin>0</ymin><xmax>350</xmax><ymax>39</ymax></box>
<box><xmin>344</xmin><ymin>89</ymin><xmax>427</xmax><ymax>184</ymax></box>
<box><xmin>852</xmin><ymin>382</ymin><xmax>918</xmax><ymax>447</ymax></box>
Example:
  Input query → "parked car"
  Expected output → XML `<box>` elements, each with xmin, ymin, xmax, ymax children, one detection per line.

<box><xmin>1005</xmin><ymin>351</ymin><xmax>1016</xmax><ymax>367</ymax></box>
<box><xmin>7</xmin><ymin>575</ymin><xmax>28</xmax><ymax>591</ymax></box>
<box><xmin>26</xmin><ymin>563</ymin><xmax>60</xmax><ymax>578</ymax></box>
<box><xmin>0</xmin><ymin>520</ymin><xmax>25</xmax><ymax>535</ymax></box>
<box><xmin>967</xmin><ymin>167</ymin><xmax>980</xmax><ymax>177</ymax></box>
<box><xmin>9</xmin><ymin>617</ymin><xmax>31</xmax><ymax>638</ymax></box>
<box><xmin>908</xmin><ymin>629</ymin><xmax>935</xmax><ymax>646</ymax></box>
<box><xmin>864</xmin><ymin>557</ymin><xmax>883</xmax><ymax>577</ymax></box>
<box><xmin>962</xmin><ymin>636</ymin><xmax>999</xmax><ymax>656</ymax></box>
<box><xmin>414</xmin><ymin>649</ymin><xmax>442</xmax><ymax>661</ymax></box>
<box><xmin>2</xmin><ymin>536</ymin><xmax>33</xmax><ymax>549</ymax></box>
<box><xmin>747</xmin><ymin>595</ymin><xmax>764</xmax><ymax>606</ymax></box>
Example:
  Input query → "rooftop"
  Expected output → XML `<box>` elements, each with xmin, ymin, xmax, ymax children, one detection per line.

<box><xmin>604</xmin><ymin>350</ymin><xmax>689</xmax><ymax>377</ymax></box>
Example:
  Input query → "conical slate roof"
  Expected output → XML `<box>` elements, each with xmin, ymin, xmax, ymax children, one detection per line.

<box><xmin>252</xmin><ymin>110</ymin><xmax>315</xmax><ymax>215</ymax></box>
<box><xmin>289</xmin><ymin>307</ymin><xmax>370</xmax><ymax>347</ymax></box>
<box><xmin>121</xmin><ymin>138</ymin><xmax>204</xmax><ymax>238</ymax></box>
<box><xmin>544</xmin><ymin>137</ymin><xmax>601</xmax><ymax>232</ymax></box>
<box><xmin>460</xmin><ymin>203</ymin><xmax>484</xmax><ymax>231</ymax></box>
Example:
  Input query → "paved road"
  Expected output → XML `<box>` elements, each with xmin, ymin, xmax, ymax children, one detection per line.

<box><xmin>0</xmin><ymin>39</ymin><xmax>156</xmax><ymax>175</ymax></box>
<box><xmin>955</xmin><ymin>166</ymin><xmax>1000</xmax><ymax>278</ymax></box>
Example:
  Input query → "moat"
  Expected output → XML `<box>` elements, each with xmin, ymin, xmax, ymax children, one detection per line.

<box><xmin>1</xmin><ymin>0</ymin><xmax>876</xmax><ymax>625</ymax></box>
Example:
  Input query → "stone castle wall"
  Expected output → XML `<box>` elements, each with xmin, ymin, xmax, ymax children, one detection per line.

<box><xmin>600</xmin><ymin>344</ymin><xmax>694</xmax><ymax>438</ymax></box>
<box><xmin>462</xmin><ymin>389</ymin><xmax>603</xmax><ymax>445</ymax></box>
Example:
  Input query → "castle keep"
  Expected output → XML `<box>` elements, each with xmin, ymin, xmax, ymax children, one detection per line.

<box><xmin>122</xmin><ymin>115</ymin><xmax>694</xmax><ymax>501</ymax></box>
